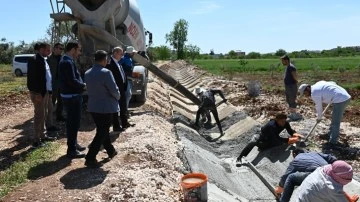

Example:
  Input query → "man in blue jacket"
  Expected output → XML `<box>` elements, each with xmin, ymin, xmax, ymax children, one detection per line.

<box><xmin>84</xmin><ymin>50</ymin><xmax>119</xmax><ymax>168</ymax></box>
<box><xmin>275</xmin><ymin>148</ymin><xmax>337</xmax><ymax>202</ymax></box>
<box><xmin>58</xmin><ymin>41</ymin><xmax>86</xmax><ymax>159</ymax></box>
<box><xmin>120</xmin><ymin>46</ymin><xmax>136</xmax><ymax>110</ymax></box>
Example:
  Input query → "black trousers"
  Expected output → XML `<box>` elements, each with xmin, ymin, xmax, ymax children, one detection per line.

<box><xmin>86</xmin><ymin>113</ymin><xmax>115</xmax><ymax>161</ymax></box>
<box><xmin>196</xmin><ymin>105</ymin><xmax>223</xmax><ymax>135</ymax></box>
<box><xmin>238</xmin><ymin>134</ymin><xmax>280</xmax><ymax>159</ymax></box>
<box><xmin>112</xmin><ymin>98</ymin><xmax>129</xmax><ymax>128</ymax></box>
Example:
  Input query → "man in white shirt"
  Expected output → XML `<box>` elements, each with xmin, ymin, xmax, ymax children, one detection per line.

<box><xmin>298</xmin><ymin>81</ymin><xmax>351</xmax><ymax>146</ymax></box>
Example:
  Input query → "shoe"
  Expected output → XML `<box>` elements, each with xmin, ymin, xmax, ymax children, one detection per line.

<box><xmin>108</xmin><ymin>150</ymin><xmax>118</xmax><ymax>159</ymax></box>
<box><xmin>76</xmin><ymin>144</ymin><xmax>86</xmax><ymax>152</ymax></box>
<box><xmin>236</xmin><ymin>157</ymin><xmax>243</xmax><ymax>167</ymax></box>
<box><xmin>31</xmin><ymin>141</ymin><xmax>46</xmax><ymax>149</ymax></box>
<box><xmin>56</xmin><ymin>116</ymin><xmax>66</xmax><ymax>122</ymax></box>
<box><xmin>113</xmin><ymin>127</ymin><xmax>124</xmax><ymax>132</ymax></box>
<box><xmin>122</xmin><ymin>123</ymin><xmax>134</xmax><ymax>129</ymax></box>
<box><xmin>66</xmin><ymin>150</ymin><xmax>85</xmax><ymax>159</ymax></box>
<box><xmin>84</xmin><ymin>160</ymin><xmax>102</xmax><ymax>168</ymax></box>
<box><xmin>47</xmin><ymin>126</ymin><xmax>61</xmax><ymax>132</ymax></box>
<box><xmin>42</xmin><ymin>135</ymin><xmax>57</xmax><ymax>142</ymax></box>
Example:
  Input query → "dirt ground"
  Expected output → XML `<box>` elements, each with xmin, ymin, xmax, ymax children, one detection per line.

<box><xmin>0</xmin><ymin>71</ymin><xmax>185</xmax><ymax>202</ymax></box>
<box><xmin>0</xmin><ymin>61</ymin><xmax>359</xmax><ymax>201</ymax></box>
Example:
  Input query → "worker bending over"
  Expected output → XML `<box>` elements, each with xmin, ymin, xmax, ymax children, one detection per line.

<box><xmin>236</xmin><ymin>113</ymin><xmax>302</xmax><ymax>166</ymax></box>
<box><xmin>275</xmin><ymin>148</ymin><xmax>337</xmax><ymax>202</ymax></box>
<box><xmin>194</xmin><ymin>87</ymin><xmax>227</xmax><ymax>136</ymax></box>
<box><xmin>296</xmin><ymin>160</ymin><xmax>358</xmax><ymax>202</ymax></box>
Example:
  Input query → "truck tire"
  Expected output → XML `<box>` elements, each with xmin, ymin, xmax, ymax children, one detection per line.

<box><xmin>135</xmin><ymin>85</ymin><xmax>147</xmax><ymax>103</ymax></box>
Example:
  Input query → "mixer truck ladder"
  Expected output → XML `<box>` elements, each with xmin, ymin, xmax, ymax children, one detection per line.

<box><xmin>49</xmin><ymin>0</ymin><xmax>75</xmax><ymax>44</ymax></box>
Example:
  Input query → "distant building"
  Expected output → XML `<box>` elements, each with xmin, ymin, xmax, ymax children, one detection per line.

<box><xmin>235</xmin><ymin>50</ymin><xmax>246</xmax><ymax>56</ymax></box>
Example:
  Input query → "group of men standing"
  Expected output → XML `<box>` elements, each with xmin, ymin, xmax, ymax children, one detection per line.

<box><xmin>27</xmin><ymin>41</ymin><xmax>137</xmax><ymax>167</ymax></box>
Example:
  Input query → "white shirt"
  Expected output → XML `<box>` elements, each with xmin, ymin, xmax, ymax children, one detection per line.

<box><xmin>311</xmin><ymin>81</ymin><xmax>351</xmax><ymax>118</ymax></box>
<box><xmin>296</xmin><ymin>167</ymin><xmax>348</xmax><ymax>202</ymax></box>
<box><xmin>111</xmin><ymin>56</ymin><xmax>125</xmax><ymax>83</ymax></box>
<box><xmin>44</xmin><ymin>57</ymin><xmax>52</xmax><ymax>91</ymax></box>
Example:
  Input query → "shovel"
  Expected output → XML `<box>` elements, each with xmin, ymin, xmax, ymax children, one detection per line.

<box><xmin>298</xmin><ymin>100</ymin><xmax>333</xmax><ymax>147</ymax></box>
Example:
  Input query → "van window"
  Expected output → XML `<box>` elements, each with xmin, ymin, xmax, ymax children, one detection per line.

<box><xmin>14</xmin><ymin>56</ymin><xmax>32</xmax><ymax>63</ymax></box>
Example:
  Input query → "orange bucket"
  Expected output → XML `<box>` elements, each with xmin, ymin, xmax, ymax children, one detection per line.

<box><xmin>181</xmin><ymin>173</ymin><xmax>208</xmax><ymax>202</ymax></box>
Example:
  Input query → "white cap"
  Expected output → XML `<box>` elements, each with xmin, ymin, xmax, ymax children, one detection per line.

<box><xmin>125</xmin><ymin>46</ymin><xmax>136</xmax><ymax>54</ymax></box>
<box><xmin>298</xmin><ymin>84</ymin><xmax>309</xmax><ymax>96</ymax></box>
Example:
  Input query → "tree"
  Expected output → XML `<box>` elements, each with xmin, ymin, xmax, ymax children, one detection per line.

<box><xmin>275</xmin><ymin>49</ymin><xmax>287</xmax><ymax>57</ymax></box>
<box><xmin>186</xmin><ymin>44</ymin><xmax>200</xmax><ymax>61</ymax></box>
<box><xmin>151</xmin><ymin>45</ymin><xmax>172</xmax><ymax>60</ymax></box>
<box><xmin>165</xmin><ymin>19</ymin><xmax>188</xmax><ymax>59</ymax></box>
<box><xmin>228</xmin><ymin>50</ymin><xmax>237</xmax><ymax>59</ymax></box>
<box><xmin>246</xmin><ymin>52</ymin><xmax>261</xmax><ymax>59</ymax></box>
<box><xmin>46</xmin><ymin>21</ymin><xmax>76</xmax><ymax>45</ymax></box>
<box><xmin>210</xmin><ymin>49</ymin><xmax>215</xmax><ymax>55</ymax></box>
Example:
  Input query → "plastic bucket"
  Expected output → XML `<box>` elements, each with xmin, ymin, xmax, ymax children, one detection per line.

<box><xmin>181</xmin><ymin>173</ymin><xmax>208</xmax><ymax>202</ymax></box>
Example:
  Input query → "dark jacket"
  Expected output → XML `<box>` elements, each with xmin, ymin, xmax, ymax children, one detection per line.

<box><xmin>58</xmin><ymin>55</ymin><xmax>85</xmax><ymax>95</ymax></box>
<box><xmin>279</xmin><ymin>152</ymin><xmax>337</xmax><ymax>187</ymax></box>
<box><xmin>27</xmin><ymin>53</ymin><xmax>47</xmax><ymax>96</ymax></box>
<box><xmin>199</xmin><ymin>89</ymin><xmax>226</xmax><ymax>108</ymax></box>
<box><xmin>105</xmin><ymin>57</ymin><xmax>127</xmax><ymax>93</ymax></box>
<box><xmin>47</xmin><ymin>53</ymin><xmax>61</xmax><ymax>89</ymax></box>
<box><xmin>259</xmin><ymin>119</ymin><xmax>295</xmax><ymax>146</ymax></box>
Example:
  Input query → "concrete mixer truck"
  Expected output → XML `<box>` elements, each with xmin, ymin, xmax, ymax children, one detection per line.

<box><xmin>50</xmin><ymin>0</ymin><xmax>152</xmax><ymax>102</ymax></box>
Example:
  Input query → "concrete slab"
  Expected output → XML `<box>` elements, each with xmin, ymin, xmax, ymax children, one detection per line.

<box><xmin>176</xmin><ymin>123</ymin><xmax>278</xmax><ymax>201</ymax></box>
<box><xmin>220</xmin><ymin>117</ymin><xmax>258</xmax><ymax>141</ymax></box>
<box><xmin>208</xmin><ymin>182</ymin><xmax>249</xmax><ymax>202</ymax></box>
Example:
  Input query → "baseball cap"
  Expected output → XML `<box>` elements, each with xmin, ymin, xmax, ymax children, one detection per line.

<box><xmin>298</xmin><ymin>84</ymin><xmax>309</xmax><ymax>96</ymax></box>
<box><xmin>125</xmin><ymin>46</ymin><xmax>137</xmax><ymax>54</ymax></box>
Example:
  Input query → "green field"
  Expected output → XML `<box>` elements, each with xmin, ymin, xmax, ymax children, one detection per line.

<box><xmin>194</xmin><ymin>57</ymin><xmax>360</xmax><ymax>75</ymax></box>
<box><xmin>0</xmin><ymin>64</ymin><xmax>27</xmax><ymax>96</ymax></box>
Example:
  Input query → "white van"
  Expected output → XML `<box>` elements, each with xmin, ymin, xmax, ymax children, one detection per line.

<box><xmin>12</xmin><ymin>54</ymin><xmax>34</xmax><ymax>76</ymax></box>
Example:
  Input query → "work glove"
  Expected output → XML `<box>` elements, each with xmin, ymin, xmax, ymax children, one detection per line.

<box><xmin>344</xmin><ymin>192</ymin><xmax>359</xmax><ymax>202</ymax></box>
<box><xmin>288</xmin><ymin>137</ymin><xmax>299</xmax><ymax>144</ymax></box>
<box><xmin>275</xmin><ymin>186</ymin><xmax>284</xmax><ymax>197</ymax></box>
<box><xmin>293</xmin><ymin>133</ymin><xmax>304</xmax><ymax>138</ymax></box>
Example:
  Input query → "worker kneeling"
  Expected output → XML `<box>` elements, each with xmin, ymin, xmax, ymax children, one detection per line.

<box><xmin>193</xmin><ymin>87</ymin><xmax>227</xmax><ymax>136</ymax></box>
<box><xmin>236</xmin><ymin>112</ymin><xmax>303</xmax><ymax>166</ymax></box>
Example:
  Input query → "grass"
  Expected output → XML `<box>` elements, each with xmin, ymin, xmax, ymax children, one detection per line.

<box><xmin>0</xmin><ymin>64</ymin><xmax>27</xmax><ymax>96</ymax></box>
<box><xmin>0</xmin><ymin>143</ymin><xmax>60</xmax><ymax>198</ymax></box>
<box><xmin>194</xmin><ymin>57</ymin><xmax>360</xmax><ymax>75</ymax></box>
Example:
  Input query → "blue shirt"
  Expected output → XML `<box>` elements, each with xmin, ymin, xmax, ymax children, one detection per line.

<box><xmin>120</xmin><ymin>53</ymin><xmax>134</xmax><ymax>78</ymax></box>
<box><xmin>284</xmin><ymin>63</ymin><xmax>297</xmax><ymax>85</ymax></box>
<box><xmin>279</xmin><ymin>152</ymin><xmax>337</xmax><ymax>187</ymax></box>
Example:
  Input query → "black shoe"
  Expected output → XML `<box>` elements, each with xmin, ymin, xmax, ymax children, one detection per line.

<box><xmin>32</xmin><ymin>141</ymin><xmax>46</xmax><ymax>149</ymax></box>
<box><xmin>42</xmin><ymin>135</ymin><xmax>57</xmax><ymax>142</ymax></box>
<box><xmin>47</xmin><ymin>126</ymin><xmax>61</xmax><ymax>132</ymax></box>
<box><xmin>113</xmin><ymin>127</ymin><xmax>124</xmax><ymax>132</ymax></box>
<box><xmin>122</xmin><ymin>123</ymin><xmax>135</xmax><ymax>129</ymax></box>
<box><xmin>76</xmin><ymin>144</ymin><xmax>86</xmax><ymax>152</ymax></box>
<box><xmin>236</xmin><ymin>157</ymin><xmax>243</xmax><ymax>167</ymax></box>
<box><xmin>108</xmin><ymin>150</ymin><xmax>118</xmax><ymax>159</ymax></box>
<box><xmin>67</xmin><ymin>150</ymin><xmax>85</xmax><ymax>159</ymax></box>
<box><xmin>85</xmin><ymin>160</ymin><xmax>102</xmax><ymax>168</ymax></box>
<box><xmin>56</xmin><ymin>116</ymin><xmax>66</xmax><ymax>122</ymax></box>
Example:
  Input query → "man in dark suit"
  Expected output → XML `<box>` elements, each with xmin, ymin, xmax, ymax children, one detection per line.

<box><xmin>58</xmin><ymin>41</ymin><xmax>87</xmax><ymax>159</ymax></box>
<box><xmin>106</xmin><ymin>47</ymin><xmax>130</xmax><ymax>130</ymax></box>
<box><xmin>84</xmin><ymin>50</ymin><xmax>119</xmax><ymax>168</ymax></box>
<box><xmin>27</xmin><ymin>42</ymin><xmax>56</xmax><ymax>148</ymax></box>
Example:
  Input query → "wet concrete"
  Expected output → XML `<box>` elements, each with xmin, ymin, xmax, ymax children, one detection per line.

<box><xmin>167</xmin><ymin>63</ymin><xmax>360</xmax><ymax>201</ymax></box>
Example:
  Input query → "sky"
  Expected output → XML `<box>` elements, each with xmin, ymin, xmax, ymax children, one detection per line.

<box><xmin>0</xmin><ymin>0</ymin><xmax>359</xmax><ymax>54</ymax></box>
